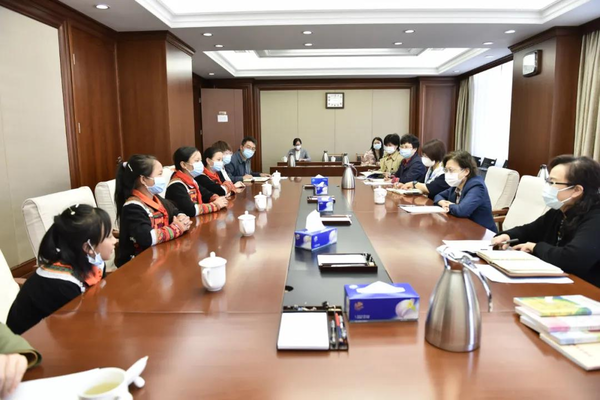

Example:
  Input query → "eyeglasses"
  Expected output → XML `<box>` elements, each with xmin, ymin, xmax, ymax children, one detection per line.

<box><xmin>545</xmin><ymin>178</ymin><xmax>573</xmax><ymax>186</ymax></box>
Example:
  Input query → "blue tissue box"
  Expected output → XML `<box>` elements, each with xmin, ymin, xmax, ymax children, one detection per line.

<box><xmin>344</xmin><ymin>283</ymin><xmax>419</xmax><ymax>323</ymax></box>
<box><xmin>317</xmin><ymin>196</ymin><xmax>334</xmax><ymax>213</ymax></box>
<box><xmin>294</xmin><ymin>227</ymin><xmax>337</xmax><ymax>251</ymax></box>
<box><xmin>311</xmin><ymin>177</ymin><xmax>329</xmax><ymax>187</ymax></box>
<box><xmin>314</xmin><ymin>183</ymin><xmax>328</xmax><ymax>195</ymax></box>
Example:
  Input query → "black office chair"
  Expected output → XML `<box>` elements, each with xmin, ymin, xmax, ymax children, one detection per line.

<box><xmin>472</xmin><ymin>156</ymin><xmax>482</xmax><ymax>167</ymax></box>
<box><xmin>502</xmin><ymin>160</ymin><xmax>508</xmax><ymax>168</ymax></box>
<box><xmin>480</xmin><ymin>158</ymin><xmax>497</xmax><ymax>169</ymax></box>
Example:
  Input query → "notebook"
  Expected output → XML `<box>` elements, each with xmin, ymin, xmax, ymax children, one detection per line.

<box><xmin>516</xmin><ymin>306</ymin><xmax>600</xmax><ymax>332</ymax></box>
<box><xmin>476</xmin><ymin>250</ymin><xmax>567</xmax><ymax>277</ymax></box>
<box><xmin>540</xmin><ymin>333</ymin><xmax>600</xmax><ymax>371</ymax></box>
<box><xmin>514</xmin><ymin>295</ymin><xmax>600</xmax><ymax>317</ymax></box>
<box><xmin>520</xmin><ymin>316</ymin><xmax>600</xmax><ymax>345</ymax></box>
<box><xmin>277</xmin><ymin>312</ymin><xmax>330</xmax><ymax>350</ymax></box>
<box><xmin>399</xmin><ymin>205</ymin><xmax>446</xmax><ymax>214</ymax></box>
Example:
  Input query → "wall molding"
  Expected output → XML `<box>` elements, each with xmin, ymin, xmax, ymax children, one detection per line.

<box><xmin>509</xmin><ymin>26</ymin><xmax>582</xmax><ymax>53</ymax></box>
<box><xmin>119</xmin><ymin>31</ymin><xmax>195</xmax><ymax>56</ymax></box>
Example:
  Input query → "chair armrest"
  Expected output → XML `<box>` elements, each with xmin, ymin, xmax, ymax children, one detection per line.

<box><xmin>491</xmin><ymin>208</ymin><xmax>509</xmax><ymax>217</ymax></box>
<box><xmin>14</xmin><ymin>277</ymin><xmax>27</xmax><ymax>287</ymax></box>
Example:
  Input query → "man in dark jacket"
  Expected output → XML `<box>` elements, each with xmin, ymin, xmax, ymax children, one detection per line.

<box><xmin>394</xmin><ymin>134</ymin><xmax>426</xmax><ymax>184</ymax></box>
<box><xmin>225</xmin><ymin>137</ymin><xmax>269</xmax><ymax>183</ymax></box>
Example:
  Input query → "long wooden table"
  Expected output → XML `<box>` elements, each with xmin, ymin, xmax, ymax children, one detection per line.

<box><xmin>22</xmin><ymin>178</ymin><xmax>600</xmax><ymax>399</ymax></box>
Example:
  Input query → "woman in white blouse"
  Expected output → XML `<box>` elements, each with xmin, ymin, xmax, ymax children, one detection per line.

<box><xmin>398</xmin><ymin>139</ymin><xmax>449</xmax><ymax>199</ymax></box>
<box><xmin>285</xmin><ymin>138</ymin><xmax>311</xmax><ymax>161</ymax></box>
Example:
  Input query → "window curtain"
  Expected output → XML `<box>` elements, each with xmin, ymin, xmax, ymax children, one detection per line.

<box><xmin>454</xmin><ymin>77</ymin><xmax>474</xmax><ymax>151</ymax></box>
<box><xmin>469</xmin><ymin>61</ymin><xmax>513</xmax><ymax>166</ymax></box>
<box><xmin>574</xmin><ymin>30</ymin><xmax>600</xmax><ymax>161</ymax></box>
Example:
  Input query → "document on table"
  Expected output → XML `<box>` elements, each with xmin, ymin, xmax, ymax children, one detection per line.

<box><xmin>243</xmin><ymin>176</ymin><xmax>270</xmax><ymax>182</ymax></box>
<box><xmin>476</xmin><ymin>264</ymin><xmax>573</xmax><ymax>284</ymax></box>
<box><xmin>6</xmin><ymin>369</ymin><xmax>100</xmax><ymax>400</ymax></box>
<box><xmin>400</xmin><ymin>205</ymin><xmax>446</xmax><ymax>214</ymax></box>
<box><xmin>318</xmin><ymin>254</ymin><xmax>367</xmax><ymax>265</ymax></box>
<box><xmin>364</xmin><ymin>180</ymin><xmax>393</xmax><ymax>186</ymax></box>
<box><xmin>277</xmin><ymin>312</ymin><xmax>330</xmax><ymax>350</ymax></box>
<box><xmin>443</xmin><ymin>240</ymin><xmax>493</xmax><ymax>253</ymax></box>
<box><xmin>387</xmin><ymin>188</ymin><xmax>423</xmax><ymax>195</ymax></box>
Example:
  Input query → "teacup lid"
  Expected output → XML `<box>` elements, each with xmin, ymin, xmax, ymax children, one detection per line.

<box><xmin>125</xmin><ymin>356</ymin><xmax>149</xmax><ymax>387</ymax></box>
<box><xmin>199</xmin><ymin>252</ymin><xmax>227</xmax><ymax>268</ymax></box>
<box><xmin>255</xmin><ymin>191</ymin><xmax>266</xmax><ymax>198</ymax></box>
<box><xmin>262</xmin><ymin>182</ymin><xmax>271</xmax><ymax>186</ymax></box>
<box><xmin>238</xmin><ymin>210</ymin><xmax>256</xmax><ymax>220</ymax></box>
<box><xmin>374</xmin><ymin>186</ymin><xmax>387</xmax><ymax>192</ymax></box>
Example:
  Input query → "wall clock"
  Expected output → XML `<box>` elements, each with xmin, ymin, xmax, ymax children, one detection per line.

<box><xmin>523</xmin><ymin>50</ymin><xmax>540</xmax><ymax>77</ymax></box>
<box><xmin>326</xmin><ymin>92</ymin><xmax>344</xmax><ymax>109</ymax></box>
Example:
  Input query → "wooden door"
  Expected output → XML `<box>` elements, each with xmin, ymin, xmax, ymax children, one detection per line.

<box><xmin>70</xmin><ymin>26</ymin><xmax>122</xmax><ymax>188</ymax></box>
<box><xmin>201</xmin><ymin>88</ymin><xmax>244</xmax><ymax>152</ymax></box>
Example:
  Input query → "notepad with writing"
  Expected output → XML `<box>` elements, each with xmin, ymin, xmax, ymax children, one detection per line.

<box><xmin>277</xmin><ymin>312</ymin><xmax>330</xmax><ymax>351</ymax></box>
<box><xmin>476</xmin><ymin>250</ymin><xmax>567</xmax><ymax>277</ymax></box>
<box><xmin>540</xmin><ymin>333</ymin><xmax>600</xmax><ymax>371</ymax></box>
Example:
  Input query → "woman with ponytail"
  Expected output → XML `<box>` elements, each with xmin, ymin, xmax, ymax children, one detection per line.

<box><xmin>493</xmin><ymin>155</ymin><xmax>600</xmax><ymax>287</ymax></box>
<box><xmin>165</xmin><ymin>147</ymin><xmax>228</xmax><ymax>218</ymax></box>
<box><xmin>7</xmin><ymin>205</ymin><xmax>116</xmax><ymax>334</ymax></box>
<box><xmin>196</xmin><ymin>147</ymin><xmax>237</xmax><ymax>197</ymax></box>
<box><xmin>114</xmin><ymin>154</ymin><xmax>191</xmax><ymax>267</ymax></box>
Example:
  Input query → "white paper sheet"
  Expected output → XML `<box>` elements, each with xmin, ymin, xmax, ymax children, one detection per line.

<box><xmin>387</xmin><ymin>188</ymin><xmax>423</xmax><ymax>195</ymax></box>
<box><xmin>364</xmin><ymin>181</ymin><xmax>393</xmax><ymax>186</ymax></box>
<box><xmin>476</xmin><ymin>264</ymin><xmax>573</xmax><ymax>284</ymax></box>
<box><xmin>400</xmin><ymin>206</ymin><xmax>446</xmax><ymax>214</ymax></box>
<box><xmin>443</xmin><ymin>240</ymin><xmax>493</xmax><ymax>253</ymax></box>
<box><xmin>318</xmin><ymin>254</ymin><xmax>366</xmax><ymax>265</ymax></box>
<box><xmin>277</xmin><ymin>312</ymin><xmax>330</xmax><ymax>350</ymax></box>
<box><xmin>7</xmin><ymin>369</ymin><xmax>100</xmax><ymax>400</ymax></box>
<box><xmin>243</xmin><ymin>176</ymin><xmax>270</xmax><ymax>182</ymax></box>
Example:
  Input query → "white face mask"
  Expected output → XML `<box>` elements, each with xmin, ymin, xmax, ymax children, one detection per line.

<box><xmin>444</xmin><ymin>170</ymin><xmax>464</xmax><ymax>187</ymax></box>
<box><xmin>422</xmin><ymin>156</ymin><xmax>435</xmax><ymax>168</ymax></box>
<box><xmin>542</xmin><ymin>184</ymin><xmax>573</xmax><ymax>210</ymax></box>
<box><xmin>384</xmin><ymin>146</ymin><xmax>396</xmax><ymax>155</ymax></box>
<box><xmin>86</xmin><ymin>240</ymin><xmax>104</xmax><ymax>267</ymax></box>
<box><xmin>187</xmin><ymin>161</ymin><xmax>204</xmax><ymax>178</ymax></box>
<box><xmin>399</xmin><ymin>148</ymin><xmax>414</xmax><ymax>159</ymax></box>
<box><xmin>295</xmin><ymin>145</ymin><xmax>302</xmax><ymax>151</ymax></box>
<box><xmin>373</xmin><ymin>143</ymin><xmax>382</xmax><ymax>150</ymax></box>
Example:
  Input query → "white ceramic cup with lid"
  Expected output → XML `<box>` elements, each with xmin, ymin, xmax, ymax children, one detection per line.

<box><xmin>374</xmin><ymin>187</ymin><xmax>387</xmax><ymax>204</ymax></box>
<box><xmin>238</xmin><ymin>211</ymin><xmax>256</xmax><ymax>236</ymax></box>
<box><xmin>78</xmin><ymin>357</ymin><xmax>148</xmax><ymax>400</ymax></box>
<box><xmin>255</xmin><ymin>192</ymin><xmax>267</xmax><ymax>211</ymax></box>
<box><xmin>262</xmin><ymin>182</ymin><xmax>273</xmax><ymax>197</ymax></box>
<box><xmin>198</xmin><ymin>252</ymin><xmax>227</xmax><ymax>291</ymax></box>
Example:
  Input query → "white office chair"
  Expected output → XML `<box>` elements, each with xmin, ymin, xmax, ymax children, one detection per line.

<box><xmin>95</xmin><ymin>179</ymin><xmax>117</xmax><ymax>226</ymax></box>
<box><xmin>498</xmin><ymin>176</ymin><xmax>549</xmax><ymax>231</ymax></box>
<box><xmin>22</xmin><ymin>186</ymin><xmax>97</xmax><ymax>259</ymax></box>
<box><xmin>0</xmin><ymin>249</ymin><xmax>21</xmax><ymax>324</ymax></box>
<box><xmin>485</xmin><ymin>166</ymin><xmax>520</xmax><ymax>210</ymax></box>
<box><xmin>160</xmin><ymin>166</ymin><xmax>175</xmax><ymax>197</ymax></box>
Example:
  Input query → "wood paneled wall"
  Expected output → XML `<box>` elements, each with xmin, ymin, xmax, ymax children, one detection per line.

<box><xmin>508</xmin><ymin>28</ymin><xmax>582</xmax><ymax>176</ymax></box>
<box><xmin>417</xmin><ymin>78</ymin><xmax>458</xmax><ymax>152</ymax></box>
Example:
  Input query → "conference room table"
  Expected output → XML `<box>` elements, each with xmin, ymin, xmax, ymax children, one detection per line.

<box><xmin>270</xmin><ymin>165</ymin><xmax>373</xmax><ymax>176</ymax></box>
<box><xmin>21</xmin><ymin>177</ymin><xmax>600</xmax><ymax>399</ymax></box>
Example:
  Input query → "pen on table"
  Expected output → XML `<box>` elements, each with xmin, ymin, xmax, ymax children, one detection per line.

<box><xmin>330</xmin><ymin>319</ymin><xmax>336</xmax><ymax>348</ymax></box>
<box><xmin>494</xmin><ymin>238</ymin><xmax>519</xmax><ymax>248</ymax></box>
<box><xmin>334</xmin><ymin>312</ymin><xmax>342</xmax><ymax>347</ymax></box>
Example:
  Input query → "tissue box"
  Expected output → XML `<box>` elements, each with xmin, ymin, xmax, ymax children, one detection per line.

<box><xmin>317</xmin><ymin>196</ymin><xmax>334</xmax><ymax>213</ymax></box>
<box><xmin>344</xmin><ymin>282</ymin><xmax>419</xmax><ymax>323</ymax></box>
<box><xmin>314</xmin><ymin>183</ymin><xmax>328</xmax><ymax>195</ymax></box>
<box><xmin>311</xmin><ymin>177</ymin><xmax>329</xmax><ymax>187</ymax></box>
<box><xmin>294</xmin><ymin>227</ymin><xmax>337</xmax><ymax>251</ymax></box>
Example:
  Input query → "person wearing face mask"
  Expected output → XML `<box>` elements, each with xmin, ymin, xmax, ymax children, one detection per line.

<box><xmin>166</xmin><ymin>147</ymin><xmax>228</xmax><ymax>218</ymax></box>
<box><xmin>196</xmin><ymin>147</ymin><xmax>236</xmax><ymax>197</ymax></box>
<box><xmin>225</xmin><ymin>137</ymin><xmax>270</xmax><ymax>183</ymax></box>
<box><xmin>212</xmin><ymin>141</ymin><xmax>246</xmax><ymax>189</ymax></box>
<box><xmin>434</xmin><ymin>150</ymin><xmax>497</xmax><ymax>232</ymax></box>
<box><xmin>361</xmin><ymin>137</ymin><xmax>384</xmax><ymax>166</ymax></box>
<box><xmin>492</xmin><ymin>155</ymin><xmax>600</xmax><ymax>287</ymax></box>
<box><xmin>114</xmin><ymin>154</ymin><xmax>191</xmax><ymax>267</ymax></box>
<box><xmin>392</xmin><ymin>134</ymin><xmax>427</xmax><ymax>184</ymax></box>
<box><xmin>379</xmin><ymin>133</ymin><xmax>402</xmax><ymax>176</ymax></box>
<box><xmin>398</xmin><ymin>139</ymin><xmax>449</xmax><ymax>199</ymax></box>
<box><xmin>286</xmin><ymin>138</ymin><xmax>311</xmax><ymax>162</ymax></box>
<box><xmin>7</xmin><ymin>205</ymin><xmax>117</xmax><ymax>334</ymax></box>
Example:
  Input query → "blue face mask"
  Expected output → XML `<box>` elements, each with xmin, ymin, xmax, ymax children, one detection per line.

<box><xmin>86</xmin><ymin>240</ymin><xmax>104</xmax><ymax>267</ymax></box>
<box><xmin>212</xmin><ymin>161</ymin><xmax>224</xmax><ymax>172</ymax></box>
<box><xmin>400</xmin><ymin>148</ymin><xmax>414</xmax><ymax>158</ymax></box>
<box><xmin>373</xmin><ymin>143</ymin><xmax>382</xmax><ymax>150</ymax></box>
<box><xmin>223</xmin><ymin>154</ymin><xmax>232</xmax><ymax>165</ymax></box>
<box><xmin>243</xmin><ymin>148</ymin><xmax>255</xmax><ymax>159</ymax></box>
<box><xmin>188</xmin><ymin>161</ymin><xmax>204</xmax><ymax>178</ymax></box>
<box><xmin>145</xmin><ymin>175</ymin><xmax>167</xmax><ymax>195</ymax></box>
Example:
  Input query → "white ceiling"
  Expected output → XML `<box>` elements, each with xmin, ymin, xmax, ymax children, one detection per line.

<box><xmin>57</xmin><ymin>0</ymin><xmax>600</xmax><ymax>79</ymax></box>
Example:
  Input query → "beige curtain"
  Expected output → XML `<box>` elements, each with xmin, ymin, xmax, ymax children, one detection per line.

<box><xmin>454</xmin><ymin>77</ymin><xmax>474</xmax><ymax>151</ymax></box>
<box><xmin>574</xmin><ymin>30</ymin><xmax>600</xmax><ymax>161</ymax></box>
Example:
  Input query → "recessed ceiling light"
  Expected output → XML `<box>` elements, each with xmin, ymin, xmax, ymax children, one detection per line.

<box><xmin>95</xmin><ymin>4</ymin><xmax>109</xmax><ymax>10</ymax></box>
<box><xmin>209</xmin><ymin>73</ymin><xmax>215</xmax><ymax>76</ymax></box>
<box><xmin>304</xmin><ymin>43</ymin><xmax>313</xmax><ymax>47</ymax></box>
<box><xmin>483</xmin><ymin>41</ymin><xmax>493</xmax><ymax>45</ymax></box>
<box><xmin>214</xmin><ymin>44</ymin><xmax>224</xmax><ymax>48</ymax></box>
<box><xmin>454</xmin><ymin>70</ymin><xmax>460</xmax><ymax>73</ymax></box>
<box><xmin>394</xmin><ymin>42</ymin><xmax>403</xmax><ymax>46</ymax></box>
<box><xmin>404</xmin><ymin>29</ymin><xmax>415</xmax><ymax>34</ymax></box>
<box><xmin>302</xmin><ymin>31</ymin><xmax>312</xmax><ymax>35</ymax></box>
<box><xmin>203</xmin><ymin>33</ymin><xmax>213</xmax><ymax>37</ymax></box>
<box><xmin>485</xmin><ymin>55</ymin><xmax>495</xmax><ymax>58</ymax></box>
<box><xmin>505</xmin><ymin>29</ymin><xmax>516</xmax><ymax>34</ymax></box>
